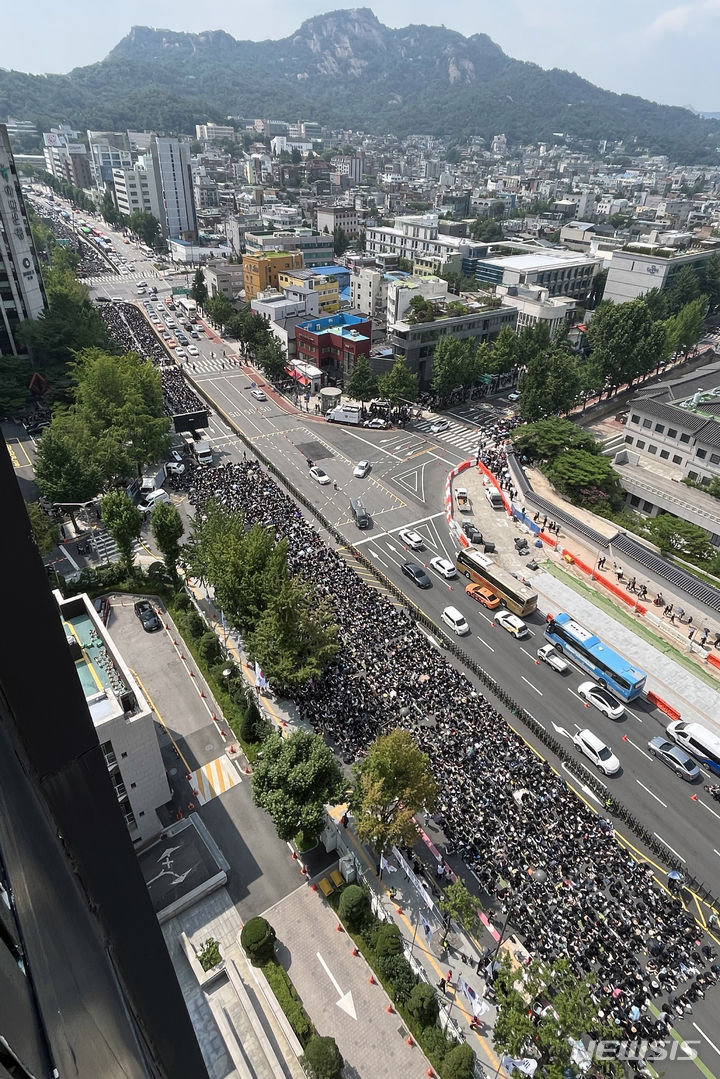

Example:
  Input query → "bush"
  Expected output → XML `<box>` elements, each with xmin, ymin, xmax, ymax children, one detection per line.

<box><xmin>185</xmin><ymin>610</ymin><xmax>206</xmax><ymax>638</ymax></box>
<box><xmin>407</xmin><ymin>981</ymin><xmax>440</xmax><ymax>1027</ymax></box>
<box><xmin>262</xmin><ymin>959</ymin><xmax>314</xmax><ymax>1047</ymax></box>
<box><xmin>338</xmin><ymin>884</ymin><xmax>370</xmax><ymax>930</ymax></box>
<box><xmin>174</xmin><ymin>590</ymin><xmax>192</xmax><ymax>611</ymax></box>
<box><xmin>373</xmin><ymin>922</ymin><xmax>403</xmax><ymax>958</ymax></box>
<box><xmin>421</xmin><ymin>1026</ymin><xmax>451</xmax><ymax>1065</ymax></box>
<box><xmin>377</xmin><ymin>954</ymin><xmax>416</xmax><ymax>1004</ymax></box>
<box><xmin>197</xmin><ymin>937</ymin><xmax>222</xmax><ymax>972</ymax></box>
<box><xmin>301</xmin><ymin>1034</ymin><xmax>344</xmax><ymax>1079</ymax></box>
<box><xmin>240</xmin><ymin>916</ymin><xmax>276</xmax><ymax>965</ymax></box>
<box><xmin>442</xmin><ymin>1042</ymin><xmax>476</xmax><ymax>1079</ymax></box>
<box><xmin>198</xmin><ymin>630</ymin><xmax>222</xmax><ymax>665</ymax></box>
<box><xmin>240</xmin><ymin>693</ymin><xmax>268</xmax><ymax>744</ymax></box>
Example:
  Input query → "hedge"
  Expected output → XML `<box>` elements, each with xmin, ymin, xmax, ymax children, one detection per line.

<box><xmin>261</xmin><ymin>958</ymin><xmax>314</xmax><ymax>1048</ymax></box>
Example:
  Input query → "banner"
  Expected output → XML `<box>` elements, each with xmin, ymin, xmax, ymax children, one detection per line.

<box><xmin>501</xmin><ymin>1056</ymin><xmax>538</xmax><ymax>1077</ymax></box>
<box><xmin>254</xmin><ymin>660</ymin><xmax>266</xmax><ymax>689</ymax></box>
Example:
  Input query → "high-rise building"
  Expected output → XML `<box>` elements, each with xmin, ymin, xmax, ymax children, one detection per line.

<box><xmin>0</xmin><ymin>124</ymin><xmax>47</xmax><ymax>358</ymax></box>
<box><xmin>87</xmin><ymin>130</ymin><xmax>133</xmax><ymax>188</ymax></box>
<box><xmin>42</xmin><ymin>128</ymin><xmax>92</xmax><ymax>188</ymax></box>
<box><xmin>148</xmin><ymin>137</ymin><xmax>198</xmax><ymax>241</ymax></box>
<box><xmin>112</xmin><ymin>163</ymin><xmax>161</xmax><ymax>220</ymax></box>
<box><xmin>0</xmin><ymin>437</ymin><xmax>209</xmax><ymax>1079</ymax></box>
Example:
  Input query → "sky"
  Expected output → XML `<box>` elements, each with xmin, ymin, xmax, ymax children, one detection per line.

<box><xmin>3</xmin><ymin>0</ymin><xmax>720</xmax><ymax>111</ymax></box>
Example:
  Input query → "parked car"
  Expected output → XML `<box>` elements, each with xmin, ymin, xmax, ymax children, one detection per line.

<box><xmin>429</xmin><ymin>556</ymin><xmax>457</xmax><ymax>579</ymax></box>
<box><xmin>353</xmin><ymin>460</ymin><xmax>371</xmax><ymax>478</ymax></box>
<box><xmin>648</xmin><ymin>736</ymin><xmax>700</xmax><ymax>782</ymax></box>
<box><xmin>578</xmin><ymin>681</ymin><xmax>625</xmax><ymax>720</ymax></box>
<box><xmin>363</xmin><ymin>417</ymin><xmax>387</xmax><ymax>429</ymax></box>
<box><xmin>399</xmin><ymin>528</ymin><xmax>424</xmax><ymax>550</ymax></box>
<box><xmin>401</xmin><ymin>562</ymin><xmax>432</xmax><ymax>588</ymax></box>
<box><xmin>466</xmin><ymin>583</ymin><xmax>500</xmax><ymax>609</ymax></box>
<box><xmin>251</xmin><ymin>389</ymin><xmax>267</xmax><ymax>400</ymax></box>
<box><xmin>573</xmin><ymin>729</ymin><xmax>620</xmax><ymax>776</ymax></box>
<box><xmin>134</xmin><ymin>599</ymin><xmax>161</xmax><ymax>633</ymax></box>
<box><xmin>493</xmin><ymin>610</ymin><xmax>529</xmax><ymax>638</ymax></box>
<box><xmin>310</xmin><ymin>466</ymin><xmax>331</xmax><ymax>485</ymax></box>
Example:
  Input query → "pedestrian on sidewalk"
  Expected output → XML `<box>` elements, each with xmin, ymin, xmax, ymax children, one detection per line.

<box><xmin>700</xmin><ymin>628</ymin><xmax>709</xmax><ymax>647</ymax></box>
<box><xmin>688</xmin><ymin>626</ymin><xmax>696</xmax><ymax>642</ymax></box>
<box><xmin>446</xmin><ymin>969</ymin><xmax>453</xmax><ymax>986</ymax></box>
<box><xmin>437</xmin><ymin>977</ymin><xmax>446</xmax><ymax>994</ymax></box>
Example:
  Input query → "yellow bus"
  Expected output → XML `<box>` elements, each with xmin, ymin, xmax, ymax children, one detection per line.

<box><xmin>455</xmin><ymin>546</ymin><xmax>538</xmax><ymax>616</ymax></box>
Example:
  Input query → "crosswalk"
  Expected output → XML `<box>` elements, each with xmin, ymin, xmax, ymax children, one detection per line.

<box><xmin>190</xmin><ymin>755</ymin><xmax>242</xmax><ymax>805</ymax></box>
<box><xmin>90</xmin><ymin>529</ymin><xmax>145</xmax><ymax>564</ymax></box>
<box><xmin>412</xmin><ymin>417</ymin><xmax>485</xmax><ymax>454</ymax></box>
<box><xmin>82</xmin><ymin>271</ymin><xmax>164</xmax><ymax>283</ymax></box>
<box><xmin>183</xmin><ymin>354</ymin><xmax>233</xmax><ymax>376</ymax></box>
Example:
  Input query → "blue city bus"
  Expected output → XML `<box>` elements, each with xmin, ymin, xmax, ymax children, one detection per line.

<box><xmin>544</xmin><ymin>612</ymin><xmax>647</xmax><ymax>701</ymax></box>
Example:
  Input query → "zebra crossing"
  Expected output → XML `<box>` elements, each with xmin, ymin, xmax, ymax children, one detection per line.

<box><xmin>183</xmin><ymin>354</ymin><xmax>233</xmax><ymax>376</ymax></box>
<box><xmin>412</xmin><ymin>417</ymin><xmax>486</xmax><ymax>454</ymax></box>
<box><xmin>82</xmin><ymin>271</ymin><xmax>164</xmax><ymax>283</ymax></box>
<box><xmin>89</xmin><ymin>529</ymin><xmax>145</xmax><ymax>564</ymax></box>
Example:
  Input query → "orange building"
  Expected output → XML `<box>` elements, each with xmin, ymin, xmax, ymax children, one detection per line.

<box><xmin>242</xmin><ymin>249</ymin><xmax>303</xmax><ymax>301</ymax></box>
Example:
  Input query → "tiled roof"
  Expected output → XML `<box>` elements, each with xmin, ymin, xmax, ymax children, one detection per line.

<box><xmin>630</xmin><ymin>397</ymin><xmax>709</xmax><ymax>432</ymax></box>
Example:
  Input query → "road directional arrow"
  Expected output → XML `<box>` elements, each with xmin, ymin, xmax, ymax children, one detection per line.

<box><xmin>316</xmin><ymin>952</ymin><xmax>357</xmax><ymax>1020</ymax></box>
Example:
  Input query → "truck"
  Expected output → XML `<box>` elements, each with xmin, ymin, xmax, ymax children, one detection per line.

<box><xmin>536</xmin><ymin>644</ymin><xmax>569</xmax><ymax>674</ymax></box>
<box><xmin>485</xmin><ymin>485</ymin><xmax>504</xmax><ymax>510</ymax></box>
<box><xmin>326</xmin><ymin>405</ymin><xmax>362</xmax><ymax>425</ymax></box>
<box><xmin>193</xmin><ymin>439</ymin><xmax>213</xmax><ymax>466</ymax></box>
<box><xmin>140</xmin><ymin>463</ymin><xmax>167</xmax><ymax>493</ymax></box>
<box><xmin>455</xmin><ymin>487</ymin><xmax>472</xmax><ymax>512</ymax></box>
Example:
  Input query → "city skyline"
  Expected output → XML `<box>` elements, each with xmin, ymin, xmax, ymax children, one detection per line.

<box><xmin>2</xmin><ymin>1</ymin><xmax>720</xmax><ymax>114</ymax></box>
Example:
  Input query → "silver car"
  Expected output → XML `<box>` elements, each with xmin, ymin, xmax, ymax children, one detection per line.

<box><xmin>648</xmin><ymin>736</ymin><xmax>700</xmax><ymax>782</ymax></box>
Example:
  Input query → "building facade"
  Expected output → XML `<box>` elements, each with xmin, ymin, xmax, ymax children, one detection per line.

<box><xmin>468</xmin><ymin>251</ymin><xmax>603</xmax><ymax>299</ymax></box>
<box><xmin>603</xmin><ymin>245</ymin><xmax>719</xmax><ymax>304</ymax></box>
<box><xmin>242</xmin><ymin>250</ymin><xmax>304</xmax><ymax>300</ymax></box>
<box><xmin>148</xmin><ymin>137</ymin><xmax>198</xmax><ymax>241</ymax></box>
<box><xmin>316</xmin><ymin>204</ymin><xmax>362</xmax><ymax>237</ymax></box>
<box><xmin>42</xmin><ymin>131</ymin><xmax>92</xmax><ymax>189</ymax></box>
<box><xmin>87</xmin><ymin>131</ymin><xmax>133</xmax><ymax>188</ymax></box>
<box><xmin>0</xmin><ymin>125</ymin><xmax>47</xmax><ymax>358</ymax></box>
<box><xmin>295</xmin><ymin>312</ymin><xmax>372</xmax><ymax>376</ymax></box>
<box><xmin>498</xmin><ymin>284</ymin><xmax>576</xmax><ymax>334</ymax></box>
<box><xmin>389</xmin><ymin>302</ymin><xmax>517</xmax><ymax>385</ymax></box>
<box><xmin>365</xmin><ymin>213</ymin><xmax>486</xmax><ymax>271</ymax></box>
<box><xmin>277</xmin><ymin>268</ymin><xmax>339</xmax><ymax>313</ymax></box>
<box><xmin>244</xmin><ymin>227</ymin><xmax>334</xmax><ymax>267</ymax></box>
<box><xmin>203</xmin><ymin>258</ymin><xmax>244</xmax><ymax>300</ymax></box>
<box><xmin>112</xmin><ymin>164</ymin><xmax>159</xmax><ymax>219</ymax></box>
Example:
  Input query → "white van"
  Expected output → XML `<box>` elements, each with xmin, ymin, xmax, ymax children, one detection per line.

<box><xmin>141</xmin><ymin>488</ymin><xmax>170</xmax><ymax>514</ymax></box>
<box><xmin>441</xmin><ymin>606</ymin><xmax>470</xmax><ymax>636</ymax></box>
<box><xmin>667</xmin><ymin>720</ymin><xmax>720</xmax><ymax>777</ymax></box>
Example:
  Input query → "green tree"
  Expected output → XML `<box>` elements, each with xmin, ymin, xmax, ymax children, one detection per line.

<box><xmin>665</xmin><ymin>265</ymin><xmax>701</xmax><ymax>316</ymax></box>
<box><xmin>100</xmin><ymin>489</ymin><xmax>142</xmax><ymax>573</ymax></box>
<box><xmin>665</xmin><ymin>296</ymin><xmax>708</xmax><ymax>357</ymax></box>
<box><xmin>511</xmin><ymin>417</ymin><xmax>599</xmax><ymax>462</ymax></box>
<box><xmin>333</xmin><ymin>226</ymin><xmax>350</xmax><ymax>257</ymax></box>
<box><xmin>352</xmin><ymin>730</ymin><xmax>438</xmax><ymax>854</ymax></box>
<box><xmin>547</xmin><ymin>450</ymin><xmax>625</xmax><ymax>512</ymax></box>
<box><xmin>345</xmin><ymin>355</ymin><xmax>379</xmax><ymax>406</ymax></box>
<box><xmin>469</xmin><ymin>215</ymin><xmax>503</xmax><ymax>242</ymax></box>
<box><xmin>26</xmin><ymin>500</ymin><xmax>60</xmax><ymax>556</ymax></box>
<box><xmin>206</xmin><ymin>293</ymin><xmax>235</xmax><ymax>326</ymax></box>
<box><xmin>518</xmin><ymin>345</ymin><xmax>581</xmax><ymax>420</ymax></box>
<box><xmin>240</xmin><ymin>916</ymin><xmax>276</xmax><ymax>966</ymax></box>
<box><xmin>438</xmin><ymin>878</ymin><xmax>480</xmax><ymax>935</ymax></box>
<box><xmin>487</xmin><ymin>325</ymin><xmax>520</xmax><ymax>374</ymax></box>
<box><xmin>256</xmin><ymin>336</ymin><xmax>288</xmax><ymax>381</ymax></box>
<box><xmin>150</xmin><ymin>499</ymin><xmax>184</xmax><ymax>581</ymax></box>
<box><xmin>34</xmin><ymin>416</ymin><xmax>104</xmax><ymax>525</ymax></box>
<box><xmin>515</xmin><ymin>321</ymin><xmax>551</xmax><ymax>368</ymax></box>
<box><xmin>431</xmin><ymin>338</ymin><xmax>474</xmax><ymax>396</ymax></box>
<box><xmin>441</xmin><ymin>1043</ymin><xmax>475</xmax><ymax>1079</ymax></box>
<box><xmin>248</xmin><ymin>575</ymin><xmax>339</xmax><ymax>691</ymax></box>
<box><xmin>127</xmin><ymin>210</ymin><xmax>162</xmax><ymax>250</ymax></box>
<box><xmin>190</xmin><ymin>268</ymin><xmax>208</xmax><ymax>309</ymax></box>
<box><xmin>642</xmin><ymin>287</ymin><xmax>668</xmax><ymax>321</ymax></box>
<box><xmin>301</xmin><ymin>1035</ymin><xmax>344</xmax><ymax>1079</ymax></box>
<box><xmin>585</xmin><ymin>299</ymin><xmax>666</xmax><ymax>393</ymax></box>
<box><xmin>406</xmin><ymin>982</ymin><xmax>439</xmax><ymax>1027</ymax></box>
<box><xmin>646</xmin><ymin>513</ymin><xmax>713</xmax><ymax>561</ymax></box>
<box><xmin>378</xmin><ymin>357</ymin><xmax>419</xmax><ymax>407</ymax></box>
<box><xmin>251</xmin><ymin>729</ymin><xmax>345</xmax><ymax>845</ymax></box>
<box><xmin>700</xmin><ymin>251</ymin><xmax>720</xmax><ymax>312</ymax></box>
<box><xmin>100</xmin><ymin>190</ymin><xmax>122</xmax><ymax>227</ymax></box>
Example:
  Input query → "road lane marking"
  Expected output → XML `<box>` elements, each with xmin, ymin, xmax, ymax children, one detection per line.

<box><xmin>521</xmin><ymin>676</ymin><xmax>542</xmax><ymax>696</ymax></box>
<box><xmin>653</xmin><ymin>833</ymin><xmax>686</xmax><ymax>862</ymax></box>
<box><xmin>700</xmin><ymin>800</ymin><xmax>720</xmax><ymax>822</ymax></box>
<box><xmin>367</xmin><ymin>548</ymin><xmax>389</xmax><ymax>567</ymax></box>
<box><xmin>693</xmin><ymin>1022</ymin><xmax>720</xmax><ymax>1058</ymax></box>
<box><xmin>636</xmin><ymin>780</ymin><xmax>668</xmax><ymax>807</ymax></box>
<box><xmin>476</xmin><ymin>635</ymin><xmax>494</xmax><ymax>653</ymax></box>
<box><xmin>624</xmin><ymin>737</ymin><xmax>652</xmax><ymax>761</ymax></box>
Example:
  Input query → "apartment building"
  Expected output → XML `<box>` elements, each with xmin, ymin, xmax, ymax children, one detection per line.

<box><xmin>195</xmin><ymin>122</ymin><xmax>235</xmax><ymax>141</ymax></box>
<box><xmin>203</xmin><ymin>258</ymin><xmax>244</xmax><ymax>300</ymax></box>
<box><xmin>242</xmin><ymin>249</ymin><xmax>304</xmax><ymax>300</ymax></box>
<box><xmin>316</xmin><ymin>203</ymin><xmax>362</xmax><ymax>237</ymax></box>
<box><xmin>277</xmin><ymin>268</ymin><xmax>339</xmax><ymax>313</ymax></box>
<box><xmin>112</xmin><ymin>164</ymin><xmax>160</xmax><ymax>219</ymax></box>
<box><xmin>148</xmin><ymin>136</ymin><xmax>198</xmax><ymax>241</ymax></box>
<box><xmin>87</xmin><ymin>131</ymin><xmax>133</xmax><ymax>188</ymax></box>
<box><xmin>365</xmin><ymin>212</ymin><xmax>485</xmax><ymax>271</ymax></box>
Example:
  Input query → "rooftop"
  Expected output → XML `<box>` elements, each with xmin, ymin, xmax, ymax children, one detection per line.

<box><xmin>476</xmin><ymin>251</ymin><xmax>599</xmax><ymax>271</ymax></box>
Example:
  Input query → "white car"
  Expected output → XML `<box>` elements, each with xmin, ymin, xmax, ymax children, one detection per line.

<box><xmin>430</xmin><ymin>420</ymin><xmax>450</xmax><ymax>434</ymax></box>
<box><xmin>187</xmin><ymin>345</ymin><xmax>199</xmax><ymax>356</ymax></box>
<box><xmin>493</xmin><ymin>610</ymin><xmax>529</xmax><ymax>638</ymax></box>
<box><xmin>507</xmin><ymin>392</ymin><xmax>521</xmax><ymax>403</ymax></box>
<box><xmin>429</xmin><ymin>556</ymin><xmax>457</xmax><ymax>579</ymax></box>
<box><xmin>310</xmin><ymin>466</ymin><xmax>331</xmax><ymax>485</ymax></box>
<box><xmin>399</xmin><ymin>528</ymin><xmax>424</xmax><ymax>550</ymax></box>
<box><xmin>577</xmin><ymin>681</ymin><xmax>625</xmax><ymax>720</ymax></box>
<box><xmin>353</xmin><ymin>460</ymin><xmax>371</xmax><ymax>478</ymax></box>
<box><xmin>573</xmin><ymin>729</ymin><xmax>621</xmax><ymax>776</ymax></box>
<box><xmin>175</xmin><ymin>348</ymin><xmax>186</xmax><ymax>359</ymax></box>
<box><xmin>251</xmin><ymin>389</ymin><xmax>267</xmax><ymax>400</ymax></box>
<box><xmin>441</xmin><ymin>606</ymin><xmax>470</xmax><ymax>636</ymax></box>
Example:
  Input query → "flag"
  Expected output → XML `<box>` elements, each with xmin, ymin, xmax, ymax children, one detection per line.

<box><xmin>254</xmin><ymin>661</ymin><xmax>266</xmax><ymax>689</ymax></box>
<box><xmin>380</xmin><ymin>855</ymin><xmax>397</xmax><ymax>874</ymax></box>
<box><xmin>501</xmin><ymin>1057</ymin><xmax>538</xmax><ymax>1077</ymax></box>
<box><xmin>419</xmin><ymin>914</ymin><xmax>433</xmax><ymax>940</ymax></box>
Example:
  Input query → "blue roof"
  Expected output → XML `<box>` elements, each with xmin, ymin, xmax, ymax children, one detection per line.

<box><xmin>298</xmin><ymin>312</ymin><xmax>367</xmax><ymax>334</ymax></box>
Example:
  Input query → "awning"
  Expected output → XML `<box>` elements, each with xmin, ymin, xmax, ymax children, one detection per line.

<box><xmin>295</xmin><ymin>375</ymin><xmax>309</xmax><ymax>386</ymax></box>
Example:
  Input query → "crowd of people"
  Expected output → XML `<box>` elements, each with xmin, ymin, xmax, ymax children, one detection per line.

<box><xmin>177</xmin><ymin>446</ymin><xmax>718</xmax><ymax>1053</ymax></box>
<box><xmin>31</xmin><ymin>206</ymin><xmax>109</xmax><ymax>277</ymax></box>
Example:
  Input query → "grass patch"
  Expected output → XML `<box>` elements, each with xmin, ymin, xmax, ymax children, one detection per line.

<box><xmin>261</xmin><ymin>958</ymin><xmax>314</xmax><ymax>1048</ymax></box>
<box><xmin>541</xmin><ymin>560</ymin><xmax>720</xmax><ymax>690</ymax></box>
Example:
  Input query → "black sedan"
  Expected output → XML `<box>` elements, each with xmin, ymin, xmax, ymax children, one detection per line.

<box><xmin>401</xmin><ymin>561</ymin><xmax>432</xmax><ymax>589</ymax></box>
<box><xmin>134</xmin><ymin>599</ymin><xmax>161</xmax><ymax>632</ymax></box>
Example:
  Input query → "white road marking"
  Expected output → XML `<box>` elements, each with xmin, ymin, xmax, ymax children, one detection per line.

<box><xmin>624</xmin><ymin>737</ymin><xmax>652</xmax><ymax>762</ymax></box>
<box><xmin>521</xmin><ymin>676</ymin><xmax>543</xmax><ymax>696</ymax></box>
<box><xmin>520</xmin><ymin>647</ymin><xmax>535</xmax><ymax>660</ymax></box>
<box><xmin>652</xmin><ymin>833</ymin><xmax>686</xmax><ymax>862</ymax></box>
<box><xmin>699</xmin><ymin>800</ymin><xmax>720</xmax><ymax>822</ymax></box>
<box><xmin>348</xmin><ymin>430</ymin><xmax>402</xmax><ymax>460</ymax></box>
<box><xmin>636</xmin><ymin>781</ymin><xmax>668</xmax><ymax>807</ymax></box>
<box><xmin>367</xmin><ymin>548</ymin><xmax>389</xmax><ymax>567</ymax></box>
<box><xmin>476</xmin><ymin>635</ymin><xmax>495</xmax><ymax>653</ymax></box>
<box><xmin>693</xmin><ymin>1022</ymin><xmax>720</xmax><ymax>1057</ymax></box>
<box><xmin>352</xmin><ymin>511</ymin><xmax>446</xmax><ymax>546</ymax></box>
<box><xmin>551</xmin><ymin>721</ymin><xmax>573</xmax><ymax>739</ymax></box>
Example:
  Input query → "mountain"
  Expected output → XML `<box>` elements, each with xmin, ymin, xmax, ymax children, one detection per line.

<box><xmin>1</xmin><ymin>8</ymin><xmax>718</xmax><ymax>160</ymax></box>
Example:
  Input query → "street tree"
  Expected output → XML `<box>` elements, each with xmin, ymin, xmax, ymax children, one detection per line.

<box><xmin>127</xmin><ymin>210</ymin><xmax>162</xmax><ymax>250</ymax></box>
<box><xmin>665</xmin><ymin>296</ymin><xmax>708</xmax><ymax>357</ymax></box>
<box><xmin>700</xmin><ymin>251</ymin><xmax>720</xmax><ymax>312</ymax></box>
<box><xmin>150</xmin><ymin>500</ymin><xmax>185</xmax><ymax>582</ymax></box>
<box><xmin>646</xmin><ymin>513</ymin><xmax>713</xmax><ymax>561</ymax></box>
<box><xmin>345</xmin><ymin>355</ymin><xmax>379</xmax><ymax>406</ymax></box>
<box><xmin>100</xmin><ymin>489</ymin><xmax>142</xmax><ymax>573</ymax></box>
<box><xmin>332</xmin><ymin>226</ymin><xmax>350</xmax><ymax>257</ymax></box>
<box><xmin>438</xmin><ymin>878</ymin><xmax>481</xmax><ymax>935</ymax></box>
<box><xmin>431</xmin><ymin>338</ymin><xmax>474</xmax><ymax>396</ymax></box>
<box><xmin>378</xmin><ymin>357</ymin><xmax>419</xmax><ymax>407</ymax></box>
<box><xmin>515</xmin><ymin>321</ymin><xmax>551</xmax><ymax>369</ymax></box>
<box><xmin>206</xmin><ymin>293</ymin><xmax>235</xmax><ymax>327</ymax></box>
<box><xmin>190</xmin><ymin>268</ymin><xmax>208</xmax><ymax>310</ymax></box>
<box><xmin>585</xmin><ymin>300</ymin><xmax>666</xmax><ymax>393</ymax></box>
<box><xmin>247</xmin><ymin>574</ymin><xmax>339</xmax><ymax>692</ymax></box>
<box><xmin>256</xmin><ymin>336</ymin><xmax>287</xmax><ymax>381</ymax></box>
<box><xmin>251</xmin><ymin>729</ymin><xmax>346</xmax><ymax>845</ymax></box>
<box><xmin>665</xmin><ymin>266</ymin><xmax>701</xmax><ymax>316</ymax></box>
<box><xmin>26</xmin><ymin>501</ymin><xmax>60</xmax><ymax>556</ymax></box>
<box><xmin>488</xmin><ymin>325</ymin><xmax>520</xmax><ymax>374</ymax></box>
<box><xmin>301</xmin><ymin>1034</ymin><xmax>345</xmax><ymax>1079</ymax></box>
<box><xmin>352</xmin><ymin>730</ymin><xmax>438</xmax><ymax>855</ymax></box>
<box><xmin>34</xmin><ymin>416</ymin><xmax>104</xmax><ymax>525</ymax></box>
<box><xmin>547</xmin><ymin>450</ymin><xmax>625</xmax><ymax>512</ymax></box>
<box><xmin>511</xmin><ymin>418</ymin><xmax>599</xmax><ymax>463</ymax></box>
<box><xmin>518</xmin><ymin>346</ymin><xmax>581</xmax><ymax>420</ymax></box>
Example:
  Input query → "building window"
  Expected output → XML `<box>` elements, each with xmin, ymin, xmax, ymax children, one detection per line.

<box><xmin>672</xmin><ymin>454</ymin><xmax>682</xmax><ymax>464</ymax></box>
<box><xmin>688</xmin><ymin>470</ymin><xmax>698</xmax><ymax>480</ymax></box>
<box><xmin>711</xmin><ymin>454</ymin><xmax>720</xmax><ymax>465</ymax></box>
<box><xmin>629</xmin><ymin>495</ymin><xmax>640</xmax><ymax>507</ymax></box>
<box><xmin>625</xmin><ymin>436</ymin><xmax>633</xmax><ymax>444</ymax></box>
<box><xmin>667</xmin><ymin>427</ymin><xmax>677</xmax><ymax>438</ymax></box>
<box><xmin>648</xmin><ymin>444</ymin><xmax>657</xmax><ymax>454</ymax></box>
<box><xmin>642</xmin><ymin>419</ymin><xmax>652</xmax><ymax>429</ymax></box>
<box><xmin>679</xmin><ymin>433</ymin><xmax>690</xmax><ymax>443</ymax></box>
<box><xmin>660</xmin><ymin>450</ymin><xmax>669</xmax><ymax>459</ymax></box>
<box><xmin>654</xmin><ymin>423</ymin><xmax>665</xmax><ymax>434</ymax></box>
<box><xmin>696</xmin><ymin>449</ymin><xmax>707</xmax><ymax>459</ymax></box>
<box><xmin>636</xmin><ymin>440</ymin><xmax>646</xmax><ymax>449</ymax></box>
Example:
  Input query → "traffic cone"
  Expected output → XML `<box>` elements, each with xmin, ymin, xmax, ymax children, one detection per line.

<box><xmin>691</xmin><ymin>793</ymin><xmax>698</xmax><ymax>801</ymax></box>
<box><xmin>405</xmin><ymin>1036</ymin><xmax>414</xmax><ymax>1046</ymax></box>
<box><xmin>386</xmin><ymin>1004</ymin><xmax>394</xmax><ymax>1013</ymax></box>
<box><xmin>292</xmin><ymin>851</ymin><xmax>298</xmax><ymax>860</ymax></box>
<box><xmin>622</xmin><ymin>735</ymin><xmax>628</xmax><ymax>741</ymax></box>
<box><xmin>369</xmin><ymin>974</ymin><xmax>376</xmax><ymax>984</ymax></box>
<box><xmin>189</xmin><ymin>671</ymin><xmax>195</xmax><ymax>678</ymax></box>
<box><xmin>229</xmin><ymin>745</ymin><xmax>236</xmax><ymax>754</ymax></box>
<box><xmin>200</xmin><ymin>690</ymin><xmax>206</xmax><ymax>698</ymax></box>
<box><xmin>351</xmin><ymin>947</ymin><xmax>358</xmax><ymax>957</ymax></box>
<box><xmin>336</xmin><ymin>923</ymin><xmax>343</xmax><ymax>932</ymax></box>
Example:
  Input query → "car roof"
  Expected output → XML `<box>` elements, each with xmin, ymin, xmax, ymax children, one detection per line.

<box><xmin>578</xmin><ymin>729</ymin><xmax>609</xmax><ymax>751</ymax></box>
<box><xmin>443</xmin><ymin>606</ymin><xmax>464</xmax><ymax>620</ymax></box>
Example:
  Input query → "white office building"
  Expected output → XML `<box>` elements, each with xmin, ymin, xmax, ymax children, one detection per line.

<box><xmin>148</xmin><ymin>137</ymin><xmax>198</xmax><ymax>241</ymax></box>
<box><xmin>112</xmin><ymin>164</ymin><xmax>161</xmax><ymax>220</ymax></box>
<box><xmin>87</xmin><ymin>131</ymin><xmax>133</xmax><ymax>189</ymax></box>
